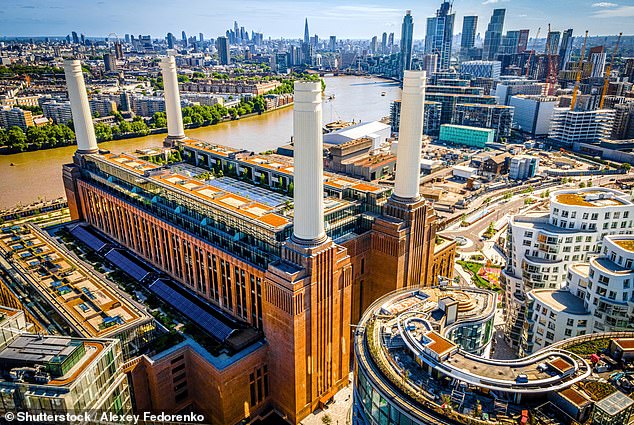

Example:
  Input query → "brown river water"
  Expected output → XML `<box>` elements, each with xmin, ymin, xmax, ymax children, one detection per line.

<box><xmin>0</xmin><ymin>76</ymin><xmax>401</xmax><ymax>209</ymax></box>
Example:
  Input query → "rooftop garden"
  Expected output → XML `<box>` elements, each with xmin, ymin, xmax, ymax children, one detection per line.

<box><xmin>614</xmin><ymin>239</ymin><xmax>634</xmax><ymax>253</ymax></box>
<box><xmin>564</xmin><ymin>338</ymin><xmax>611</xmax><ymax>356</ymax></box>
<box><xmin>457</xmin><ymin>260</ymin><xmax>502</xmax><ymax>292</ymax></box>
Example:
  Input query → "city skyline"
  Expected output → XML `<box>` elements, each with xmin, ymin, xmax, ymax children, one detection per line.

<box><xmin>2</xmin><ymin>0</ymin><xmax>633</xmax><ymax>40</ymax></box>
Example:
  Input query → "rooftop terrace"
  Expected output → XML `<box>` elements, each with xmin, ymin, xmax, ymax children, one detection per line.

<box><xmin>0</xmin><ymin>224</ymin><xmax>152</xmax><ymax>339</ymax></box>
<box><xmin>358</xmin><ymin>287</ymin><xmax>591</xmax><ymax>401</ymax></box>
<box><xmin>554</xmin><ymin>189</ymin><xmax>631</xmax><ymax>208</ymax></box>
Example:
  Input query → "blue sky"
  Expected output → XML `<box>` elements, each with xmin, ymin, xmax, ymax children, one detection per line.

<box><xmin>0</xmin><ymin>0</ymin><xmax>632</xmax><ymax>39</ymax></box>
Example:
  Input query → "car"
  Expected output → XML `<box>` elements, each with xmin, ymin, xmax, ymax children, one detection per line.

<box><xmin>515</xmin><ymin>374</ymin><xmax>529</xmax><ymax>383</ymax></box>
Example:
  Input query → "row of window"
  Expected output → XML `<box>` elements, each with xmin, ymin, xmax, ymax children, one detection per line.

<box><xmin>553</xmin><ymin>208</ymin><xmax>630</xmax><ymax>221</ymax></box>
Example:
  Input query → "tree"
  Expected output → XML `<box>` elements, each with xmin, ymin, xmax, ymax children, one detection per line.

<box><xmin>288</xmin><ymin>181</ymin><xmax>294</xmax><ymax>196</ymax></box>
<box><xmin>119</xmin><ymin>120</ymin><xmax>132</xmax><ymax>133</ymax></box>
<box><xmin>321</xmin><ymin>414</ymin><xmax>332</xmax><ymax>425</ymax></box>
<box><xmin>112</xmin><ymin>111</ymin><xmax>124</xmax><ymax>122</ymax></box>
<box><xmin>253</xmin><ymin>96</ymin><xmax>266</xmax><ymax>113</ymax></box>
<box><xmin>6</xmin><ymin>126</ymin><xmax>27</xmax><ymax>152</ymax></box>
<box><xmin>579</xmin><ymin>182</ymin><xmax>586</xmax><ymax>188</ymax></box>
<box><xmin>94</xmin><ymin>123</ymin><xmax>113</xmax><ymax>142</ymax></box>
<box><xmin>0</xmin><ymin>127</ymin><xmax>7</xmax><ymax>146</ymax></box>
<box><xmin>191</xmin><ymin>113</ymin><xmax>205</xmax><ymax>125</ymax></box>
<box><xmin>152</xmin><ymin>112</ymin><xmax>167</xmax><ymax>128</ymax></box>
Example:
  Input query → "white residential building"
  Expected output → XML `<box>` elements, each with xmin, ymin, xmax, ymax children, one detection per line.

<box><xmin>526</xmin><ymin>234</ymin><xmax>634</xmax><ymax>353</ymax></box>
<box><xmin>502</xmin><ymin>187</ymin><xmax>634</xmax><ymax>354</ymax></box>
<box><xmin>549</xmin><ymin>108</ymin><xmax>615</xmax><ymax>145</ymax></box>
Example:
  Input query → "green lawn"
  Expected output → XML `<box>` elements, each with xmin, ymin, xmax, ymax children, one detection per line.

<box><xmin>565</xmin><ymin>338</ymin><xmax>610</xmax><ymax>356</ymax></box>
<box><xmin>457</xmin><ymin>260</ymin><xmax>501</xmax><ymax>292</ymax></box>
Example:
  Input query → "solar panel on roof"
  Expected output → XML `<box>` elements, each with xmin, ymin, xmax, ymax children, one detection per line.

<box><xmin>104</xmin><ymin>249</ymin><xmax>151</xmax><ymax>282</ymax></box>
<box><xmin>149</xmin><ymin>279</ymin><xmax>235</xmax><ymax>342</ymax></box>
<box><xmin>208</xmin><ymin>177</ymin><xmax>292</xmax><ymax>208</ymax></box>
<box><xmin>69</xmin><ymin>225</ymin><xmax>109</xmax><ymax>253</ymax></box>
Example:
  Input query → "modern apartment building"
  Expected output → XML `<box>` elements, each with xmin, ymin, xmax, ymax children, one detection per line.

<box><xmin>460</xmin><ymin>61</ymin><xmax>502</xmax><ymax>79</ymax></box>
<box><xmin>0</xmin><ymin>107</ymin><xmax>34</xmax><ymax>130</ymax></box>
<box><xmin>424</xmin><ymin>1</ymin><xmax>455</xmax><ymax>71</ymax></box>
<box><xmin>60</xmin><ymin>60</ymin><xmax>454</xmax><ymax>424</ymax></box>
<box><xmin>549</xmin><ymin>108</ymin><xmax>615</xmax><ymax>146</ymax></box>
<box><xmin>390</xmin><ymin>99</ymin><xmax>441</xmax><ymax>136</ymax></box>
<box><xmin>0</xmin><ymin>307</ymin><xmax>132</xmax><ymax>419</ymax></box>
<box><xmin>453</xmin><ymin>103</ymin><xmax>514</xmax><ymax>140</ymax></box>
<box><xmin>502</xmin><ymin>188</ymin><xmax>634</xmax><ymax>354</ymax></box>
<box><xmin>0</xmin><ymin>224</ymin><xmax>157</xmax><ymax>359</ymax></box>
<box><xmin>526</xmin><ymin>234</ymin><xmax>634</xmax><ymax>353</ymax></box>
<box><xmin>41</xmin><ymin>99</ymin><xmax>73</xmax><ymax>124</ymax></box>
<box><xmin>494</xmin><ymin>79</ymin><xmax>544</xmax><ymax>106</ymax></box>
<box><xmin>509</xmin><ymin>95</ymin><xmax>557</xmax><ymax>136</ymax></box>
<box><xmin>482</xmin><ymin>9</ymin><xmax>506</xmax><ymax>60</ymax></box>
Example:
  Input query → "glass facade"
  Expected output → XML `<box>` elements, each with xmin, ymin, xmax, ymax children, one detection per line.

<box><xmin>0</xmin><ymin>339</ymin><xmax>132</xmax><ymax>421</ymax></box>
<box><xmin>446</xmin><ymin>318</ymin><xmax>494</xmax><ymax>355</ymax></box>
<box><xmin>354</xmin><ymin>368</ymin><xmax>420</xmax><ymax>425</ymax></box>
<box><xmin>439</xmin><ymin>124</ymin><xmax>495</xmax><ymax>148</ymax></box>
<box><xmin>82</xmin><ymin>155</ymin><xmax>385</xmax><ymax>269</ymax></box>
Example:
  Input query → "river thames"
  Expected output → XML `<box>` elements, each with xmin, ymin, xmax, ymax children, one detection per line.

<box><xmin>0</xmin><ymin>76</ymin><xmax>400</xmax><ymax>209</ymax></box>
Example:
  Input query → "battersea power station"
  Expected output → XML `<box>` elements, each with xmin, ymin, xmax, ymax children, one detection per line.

<box><xmin>61</xmin><ymin>57</ymin><xmax>455</xmax><ymax>424</ymax></box>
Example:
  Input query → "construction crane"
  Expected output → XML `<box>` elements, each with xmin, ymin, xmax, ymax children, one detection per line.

<box><xmin>570</xmin><ymin>30</ymin><xmax>589</xmax><ymax>111</ymax></box>
<box><xmin>599</xmin><ymin>32</ymin><xmax>622</xmax><ymax>109</ymax></box>
<box><xmin>545</xmin><ymin>24</ymin><xmax>559</xmax><ymax>96</ymax></box>
<box><xmin>525</xmin><ymin>27</ymin><xmax>541</xmax><ymax>78</ymax></box>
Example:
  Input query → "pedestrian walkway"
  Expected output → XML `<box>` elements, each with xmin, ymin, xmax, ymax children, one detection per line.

<box><xmin>300</xmin><ymin>381</ymin><xmax>352</xmax><ymax>425</ymax></box>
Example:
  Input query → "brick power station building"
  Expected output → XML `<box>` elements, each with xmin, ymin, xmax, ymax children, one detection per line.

<box><xmin>61</xmin><ymin>58</ymin><xmax>455</xmax><ymax>424</ymax></box>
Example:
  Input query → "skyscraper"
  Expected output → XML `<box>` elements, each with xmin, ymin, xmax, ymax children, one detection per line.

<box><xmin>71</xmin><ymin>31</ymin><xmax>79</xmax><ymax>44</ymax></box>
<box><xmin>545</xmin><ymin>31</ymin><xmax>561</xmax><ymax>55</ymax></box>
<box><xmin>304</xmin><ymin>18</ymin><xmax>310</xmax><ymax>45</ymax></box>
<box><xmin>558</xmin><ymin>29</ymin><xmax>574</xmax><ymax>70</ymax></box>
<box><xmin>166</xmin><ymin>32</ymin><xmax>175</xmax><ymax>50</ymax></box>
<box><xmin>589</xmin><ymin>46</ymin><xmax>607</xmax><ymax>78</ymax></box>
<box><xmin>199</xmin><ymin>32</ymin><xmax>204</xmax><ymax>42</ymax></box>
<box><xmin>500</xmin><ymin>31</ymin><xmax>521</xmax><ymax>55</ymax></box>
<box><xmin>482</xmin><ymin>9</ymin><xmax>506</xmax><ymax>60</ymax></box>
<box><xmin>329</xmin><ymin>35</ymin><xmax>337</xmax><ymax>52</ymax></box>
<box><xmin>400</xmin><ymin>10</ymin><xmax>414</xmax><ymax>77</ymax></box>
<box><xmin>216</xmin><ymin>36</ymin><xmax>230</xmax><ymax>65</ymax></box>
<box><xmin>381</xmin><ymin>32</ymin><xmax>388</xmax><ymax>54</ymax></box>
<box><xmin>425</xmin><ymin>1</ymin><xmax>455</xmax><ymax>71</ymax></box>
<box><xmin>461</xmin><ymin>16</ymin><xmax>478</xmax><ymax>49</ymax></box>
<box><xmin>518</xmin><ymin>29</ymin><xmax>530</xmax><ymax>53</ymax></box>
<box><xmin>371</xmin><ymin>36</ymin><xmax>378</xmax><ymax>54</ymax></box>
<box><xmin>103</xmin><ymin>53</ymin><xmax>116</xmax><ymax>72</ymax></box>
<box><xmin>182</xmin><ymin>30</ymin><xmax>187</xmax><ymax>47</ymax></box>
<box><xmin>388</xmin><ymin>32</ymin><xmax>395</xmax><ymax>49</ymax></box>
<box><xmin>114</xmin><ymin>41</ymin><xmax>124</xmax><ymax>59</ymax></box>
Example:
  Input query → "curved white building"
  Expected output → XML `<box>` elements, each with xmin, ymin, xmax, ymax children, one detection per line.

<box><xmin>503</xmin><ymin>188</ymin><xmax>634</xmax><ymax>354</ymax></box>
<box><xmin>526</xmin><ymin>235</ymin><xmax>634</xmax><ymax>353</ymax></box>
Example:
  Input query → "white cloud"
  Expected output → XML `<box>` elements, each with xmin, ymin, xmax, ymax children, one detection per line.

<box><xmin>593</xmin><ymin>5</ymin><xmax>634</xmax><ymax>16</ymax></box>
<box><xmin>482</xmin><ymin>0</ymin><xmax>509</xmax><ymax>4</ymax></box>
<box><xmin>592</xmin><ymin>2</ymin><xmax>618</xmax><ymax>7</ymax></box>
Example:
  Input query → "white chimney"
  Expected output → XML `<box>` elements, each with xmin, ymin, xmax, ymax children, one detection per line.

<box><xmin>393</xmin><ymin>70</ymin><xmax>426</xmax><ymax>201</ymax></box>
<box><xmin>63</xmin><ymin>59</ymin><xmax>99</xmax><ymax>154</ymax></box>
<box><xmin>159</xmin><ymin>56</ymin><xmax>186</xmax><ymax>142</ymax></box>
<box><xmin>292</xmin><ymin>81</ymin><xmax>326</xmax><ymax>244</ymax></box>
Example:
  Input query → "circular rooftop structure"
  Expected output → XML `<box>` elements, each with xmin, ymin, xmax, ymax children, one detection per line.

<box><xmin>353</xmin><ymin>286</ymin><xmax>592</xmax><ymax>425</ymax></box>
